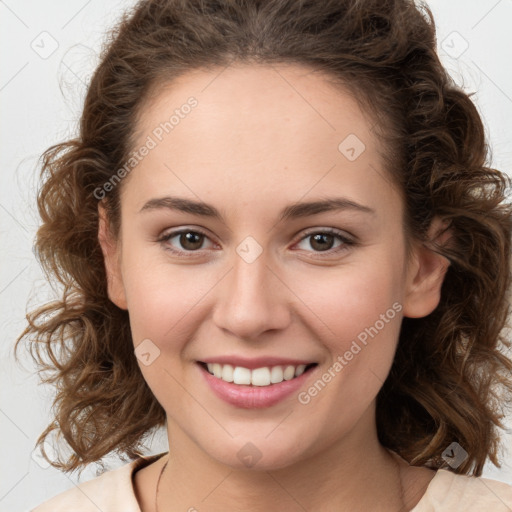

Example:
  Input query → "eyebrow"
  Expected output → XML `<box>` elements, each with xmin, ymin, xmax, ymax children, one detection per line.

<box><xmin>139</xmin><ymin>196</ymin><xmax>375</xmax><ymax>222</ymax></box>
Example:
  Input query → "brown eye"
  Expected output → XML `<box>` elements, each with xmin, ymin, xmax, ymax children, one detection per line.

<box><xmin>309</xmin><ymin>233</ymin><xmax>336</xmax><ymax>252</ymax></box>
<box><xmin>176</xmin><ymin>231</ymin><xmax>205</xmax><ymax>251</ymax></box>
<box><xmin>158</xmin><ymin>229</ymin><xmax>214</xmax><ymax>255</ymax></box>
<box><xmin>294</xmin><ymin>228</ymin><xmax>354</xmax><ymax>255</ymax></box>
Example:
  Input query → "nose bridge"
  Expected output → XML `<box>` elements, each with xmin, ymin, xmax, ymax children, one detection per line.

<box><xmin>212</xmin><ymin>239</ymin><xmax>289</xmax><ymax>339</ymax></box>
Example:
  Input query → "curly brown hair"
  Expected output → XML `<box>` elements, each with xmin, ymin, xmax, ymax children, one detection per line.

<box><xmin>16</xmin><ymin>0</ymin><xmax>512</xmax><ymax>476</ymax></box>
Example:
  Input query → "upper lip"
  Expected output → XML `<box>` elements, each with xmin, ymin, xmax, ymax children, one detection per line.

<box><xmin>198</xmin><ymin>356</ymin><xmax>317</xmax><ymax>370</ymax></box>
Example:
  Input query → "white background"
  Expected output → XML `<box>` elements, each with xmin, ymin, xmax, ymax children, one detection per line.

<box><xmin>1</xmin><ymin>0</ymin><xmax>511</xmax><ymax>510</ymax></box>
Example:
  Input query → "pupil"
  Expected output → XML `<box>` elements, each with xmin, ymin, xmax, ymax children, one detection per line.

<box><xmin>178</xmin><ymin>233</ymin><xmax>335</xmax><ymax>252</ymax></box>
<box><xmin>311</xmin><ymin>233</ymin><xmax>333</xmax><ymax>251</ymax></box>
<box><xmin>182</xmin><ymin>232</ymin><xmax>202</xmax><ymax>250</ymax></box>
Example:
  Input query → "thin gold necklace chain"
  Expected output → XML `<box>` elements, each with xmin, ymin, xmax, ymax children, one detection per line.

<box><xmin>154</xmin><ymin>458</ymin><xmax>168</xmax><ymax>512</ymax></box>
<box><xmin>154</xmin><ymin>452</ymin><xmax>407</xmax><ymax>511</ymax></box>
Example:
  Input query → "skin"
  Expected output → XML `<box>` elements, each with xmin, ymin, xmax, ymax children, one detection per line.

<box><xmin>99</xmin><ymin>63</ymin><xmax>450</xmax><ymax>511</ymax></box>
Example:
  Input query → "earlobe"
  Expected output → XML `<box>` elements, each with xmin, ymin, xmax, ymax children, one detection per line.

<box><xmin>402</xmin><ymin>217</ymin><xmax>452</xmax><ymax>319</ymax></box>
<box><xmin>98</xmin><ymin>203</ymin><xmax>128</xmax><ymax>310</ymax></box>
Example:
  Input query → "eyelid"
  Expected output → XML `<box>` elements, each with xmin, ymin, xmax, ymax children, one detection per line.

<box><xmin>157</xmin><ymin>227</ymin><xmax>216</xmax><ymax>255</ymax></box>
<box><xmin>157</xmin><ymin>226</ymin><xmax>356</xmax><ymax>257</ymax></box>
<box><xmin>293</xmin><ymin>226</ymin><xmax>355</xmax><ymax>244</ymax></box>
<box><xmin>290</xmin><ymin>227</ymin><xmax>356</xmax><ymax>258</ymax></box>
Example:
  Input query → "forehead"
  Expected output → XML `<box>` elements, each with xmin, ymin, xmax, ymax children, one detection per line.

<box><xmin>135</xmin><ymin>63</ymin><xmax>380</xmax><ymax>158</ymax></box>
<box><xmin>125</xmin><ymin>63</ymin><xmax>399</xmax><ymax>222</ymax></box>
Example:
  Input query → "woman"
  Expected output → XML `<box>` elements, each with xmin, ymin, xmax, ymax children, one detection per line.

<box><xmin>18</xmin><ymin>0</ymin><xmax>512</xmax><ymax>510</ymax></box>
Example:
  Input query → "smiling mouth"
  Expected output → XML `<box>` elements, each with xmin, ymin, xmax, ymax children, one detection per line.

<box><xmin>197</xmin><ymin>361</ymin><xmax>318</xmax><ymax>387</ymax></box>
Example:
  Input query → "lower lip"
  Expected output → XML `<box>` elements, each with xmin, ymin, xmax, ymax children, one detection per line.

<box><xmin>198</xmin><ymin>363</ymin><xmax>316</xmax><ymax>409</ymax></box>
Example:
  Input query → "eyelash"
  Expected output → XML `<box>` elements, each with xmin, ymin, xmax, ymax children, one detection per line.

<box><xmin>157</xmin><ymin>227</ymin><xmax>356</xmax><ymax>259</ymax></box>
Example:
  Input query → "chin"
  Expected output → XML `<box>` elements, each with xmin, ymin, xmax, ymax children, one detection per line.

<box><xmin>200</xmin><ymin>434</ymin><xmax>313</xmax><ymax>472</ymax></box>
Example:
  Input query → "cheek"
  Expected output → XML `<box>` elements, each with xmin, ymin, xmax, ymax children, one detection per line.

<box><xmin>119</xmin><ymin>252</ymin><xmax>213</xmax><ymax>412</ymax></box>
<box><xmin>122</xmin><ymin>237</ymin><xmax>407</xmax><ymax>350</ymax></box>
<box><xmin>290</xmin><ymin>255</ymin><xmax>405</xmax><ymax>348</ymax></box>
<box><xmin>120</xmin><ymin>247</ymin><xmax>216</xmax><ymax>345</ymax></box>
<box><xmin>290</xmin><ymin>255</ymin><xmax>405</xmax><ymax>411</ymax></box>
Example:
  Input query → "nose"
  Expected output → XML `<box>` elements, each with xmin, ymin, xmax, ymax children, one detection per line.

<box><xmin>212</xmin><ymin>247</ymin><xmax>291</xmax><ymax>341</ymax></box>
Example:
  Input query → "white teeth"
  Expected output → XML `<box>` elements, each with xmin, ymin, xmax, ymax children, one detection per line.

<box><xmin>221</xmin><ymin>364</ymin><xmax>234</xmax><ymax>383</ymax></box>
<box><xmin>295</xmin><ymin>364</ymin><xmax>306</xmax><ymax>377</ymax></box>
<box><xmin>270</xmin><ymin>366</ymin><xmax>283</xmax><ymax>383</ymax></box>
<box><xmin>204</xmin><ymin>362</ymin><xmax>313</xmax><ymax>386</ymax></box>
<box><xmin>233</xmin><ymin>366</ymin><xmax>251</xmax><ymax>385</ymax></box>
<box><xmin>283</xmin><ymin>365</ymin><xmax>295</xmax><ymax>381</ymax></box>
<box><xmin>251</xmin><ymin>367</ymin><xmax>271</xmax><ymax>386</ymax></box>
<box><xmin>212</xmin><ymin>363</ymin><xmax>222</xmax><ymax>378</ymax></box>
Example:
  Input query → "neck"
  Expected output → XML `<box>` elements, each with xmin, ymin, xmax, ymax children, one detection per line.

<box><xmin>156</xmin><ymin>409</ymin><xmax>406</xmax><ymax>512</ymax></box>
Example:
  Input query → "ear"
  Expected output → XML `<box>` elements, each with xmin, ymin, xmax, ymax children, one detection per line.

<box><xmin>402</xmin><ymin>217</ymin><xmax>452</xmax><ymax>318</ymax></box>
<box><xmin>98</xmin><ymin>203</ymin><xmax>128</xmax><ymax>310</ymax></box>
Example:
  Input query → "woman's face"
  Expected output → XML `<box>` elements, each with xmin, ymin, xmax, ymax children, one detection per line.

<box><xmin>100</xmin><ymin>63</ymin><xmax>445</xmax><ymax>470</ymax></box>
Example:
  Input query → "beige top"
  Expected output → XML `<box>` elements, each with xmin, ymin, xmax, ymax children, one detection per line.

<box><xmin>31</xmin><ymin>452</ymin><xmax>512</xmax><ymax>511</ymax></box>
